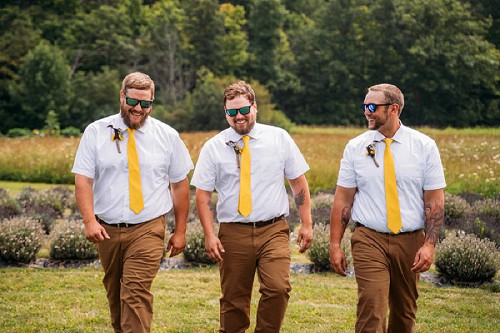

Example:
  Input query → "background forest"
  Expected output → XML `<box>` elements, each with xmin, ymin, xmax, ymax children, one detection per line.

<box><xmin>0</xmin><ymin>0</ymin><xmax>498</xmax><ymax>134</ymax></box>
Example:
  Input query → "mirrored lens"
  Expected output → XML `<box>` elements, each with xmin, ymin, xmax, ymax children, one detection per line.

<box><xmin>139</xmin><ymin>100</ymin><xmax>153</xmax><ymax>108</ymax></box>
<box><xmin>239</xmin><ymin>106</ymin><xmax>251</xmax><ymax>115</ymax></box>
<box><xmin>126</xmin><ymin>97</ymin><xmax>140</xmax><ymax>107</ymax></box>
<box><xmin>226</xmin><ymin>109</ymin><xmax>238</xmax><ymax>117</ymax></box>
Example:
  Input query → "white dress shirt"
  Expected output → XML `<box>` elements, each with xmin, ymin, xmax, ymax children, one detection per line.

<box><xmin>72</xmin><ymin>113</ymin><xmax>193</xmax><ymax>224</ymax></box>
<box><xmin>337</xmin><ymin>123</ymin><xmax>446</xmax><ymax>233</ymax></box>
<box><xmin>191</xmin><ymin>123</ymin><xmax>309</xmax><ymax>223</ymax></box>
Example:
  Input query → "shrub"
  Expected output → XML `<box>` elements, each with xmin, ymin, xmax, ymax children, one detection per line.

<box><xmin>6</xmin><ymin>128</ymin><xmax>33</xmax><ymax>137</ymax></box>
<box><xmin>472</xmin><ymin>198</ymin><xmax>500</xmax><ymax>221</ymax></box>
<box><xmin>60</xmin><ymin>126</ymin><xmax>81</xmax><ymax>137</ymax></box>
<box><xmin>183</xmin><ymin>221</ymin><xmax>218</xmax><ymax>265</ymax></box>
<box><xmin>0</xmin><ymin>216</ymin><xmax>44</xmax><ymax>263</ymax></box>
<box><xmin>444</xmin><ymin>192</ymin><xmax>472</xmax><ymax>222</ymax></box>
<box><xmin>311</xmin><ymin>192</ymin><xmax>333</xmax><ymax>225</ymax></box>
<box><xmin>0</xmin><ymin>188</ymin><xmax>22</xmax><ymax>219</ymax></box>
<box><xmin>50</xmin><ymin>219</ymin><xmax>98</xmax><ymax>260</ymax></box>
<box><xmin>307</xmin><ymin>223</ymin><xmax>352</xmax><ymax>272</ymax></box>
<box><xmin>435</xmin><ymin>231</ymin><xmax>499</xmax><ymax>285</ymax></box>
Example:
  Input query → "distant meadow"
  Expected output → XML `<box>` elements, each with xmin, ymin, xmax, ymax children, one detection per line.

<box><xmin>0</xmin><ymin>126</ymin><xmax>498</xmax><ymax>197</ymax></box>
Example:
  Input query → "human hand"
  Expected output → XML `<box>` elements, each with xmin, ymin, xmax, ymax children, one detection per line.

<box><xmin>330</xmin><ymin>245</ymin><xmax>347</xmax><ymax>277</ymax></box>
<box><xmin>204</xmin><ymin>235</ymin><xmax>225</xmax><ymax>262</ymax></box>
<box><xmin>84</xmin><ymin>219</ymin><xmax>110</xmax><ymax>243</ymax></box>
<box><xmin>166</xmin><ymin>232</ymin><xmax>186</xmax><ymax>257</ymax></box>
<box><xmin>297</xmin><ymin>225</ymin><xmax>313</xmax><ymax>253</ymax></box>
<box><xmin>411</xmin><ymin>243</ymin><xmax>435</xmax><ymax>273</ymax></box>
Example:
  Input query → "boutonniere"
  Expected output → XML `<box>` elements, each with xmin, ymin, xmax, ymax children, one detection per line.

<box><xmin>108</xmin><ymin>125</ymin><xmax>124</xmax><ymax>153</ymax></box>
<box><xmin>226</xmin><ymin>141</ymin><xmax>242</xmax><ymax>168</ymax></box>
<box><xmin>365</xmin><ymin>140</ymin><xmax>379</xmax><ymax>167</ymax></box>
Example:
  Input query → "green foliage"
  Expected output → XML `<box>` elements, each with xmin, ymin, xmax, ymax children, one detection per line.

<box><xmin>43</xmin><ymin>110</ymin><xmax>60</xmax><ymax>136</ymax></box>
<box><xmin>60</xmin><ymin>126</ymin><xmax>81</xmax><ymax>137</ymax></box>
<box><xmin>13</xmin><ymin>41</ymin><xmax>71</xmax><ymax>130</ymax></box>
<box><xmin>6</xmin><ymin>128</ymin><xmax>33</xmax><ymax>137</ymax></box>
<box><xmin>435</xmin><ymin>231</ymin><xmax>499</xmax><ymax>284</ymax></box>
<box><xmin>164</xmin><ymin>69</ymin><xmax>294</xmax><ymax>132</ymax></box>
<box><xmin>310</xmin><ymin>192</ymin><xmax>333</xmax><ymax>225</ymax></box>
<box><xmin>306</xmin><ymin>223</ymin><xmax>351</xmax><ymax>272</ymax></box>
<box><xmin>0</xmin><ymin>216</ymin><xmax>44</xmax><ymax>264</ymax></box>
<box><xmin>49</xmin><ymin>220</ymin><xmax>98</xmax><ymax>260</ymax></box>
<box><xmin>183</xmin><ymin>221</ymin><xmax>218</xmax><ymax>265</ymax></box>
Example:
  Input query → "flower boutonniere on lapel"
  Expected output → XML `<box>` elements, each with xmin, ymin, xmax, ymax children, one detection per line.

<box><xmin>226</xmin><ymin>140</ymin><xmax>242</xmax><ymax>168</ymax></box>
<box><xmin>365</xmin><ymin>140</ymin><xmax>379</xmax><ymax>167</ymax></box>
<box><xmin>108</xmin><ymin>125</ymin><xmax>124</xmax><ymax>153</ymax></box>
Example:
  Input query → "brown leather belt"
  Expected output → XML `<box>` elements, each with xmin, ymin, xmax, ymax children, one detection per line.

<box><xmin>232</xmin><ymin>214</ymin><xmax>285</xmax><ymax>228</ymax></box>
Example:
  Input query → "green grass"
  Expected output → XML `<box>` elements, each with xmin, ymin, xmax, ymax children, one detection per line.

<box><xmin>0</xmin><ymin>267</ymin><xmax>498</xmax><ymax>332</ymax></box>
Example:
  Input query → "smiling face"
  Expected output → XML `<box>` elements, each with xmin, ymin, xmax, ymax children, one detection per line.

<box><xmin>225</xmin><ymin>95</ymin><xmax>257</xmax><ymax>135</ymax></box>
<box><xmin>120</xmin><ymin>88</ymin><xmax>152</xmax><ymax>130</ymax></box>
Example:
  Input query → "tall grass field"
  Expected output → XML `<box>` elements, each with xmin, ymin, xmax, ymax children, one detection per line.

<box><xmin>0</xmin><ymin>126</ymin><xmax>498</xmax><ymax>196</ymax></box>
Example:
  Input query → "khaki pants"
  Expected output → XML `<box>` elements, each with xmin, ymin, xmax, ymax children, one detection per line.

<box><xmin>97</xmin><ymin>216</ymin><xmax>166</xmax><ymax>333</ymax></box>
<box><xmin>218</xmin><ymin>220</ymin><xmax>291</xmax><ymax>333</ymax></box>
<box><xmin>351</xmin><ymin>226</ymin><xmax>425</xmax><ymax>333</ymax></box>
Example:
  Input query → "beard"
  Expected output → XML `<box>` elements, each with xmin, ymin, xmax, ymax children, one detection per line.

<box><xmin>120</xmin><ymin>103</ymin><xmax>150</xmax><ymax>130</ymax></box>
<box><xmin>367</xmin><ymin>110</ymin><xmax>390</xmax><ymax>130</ymax></box>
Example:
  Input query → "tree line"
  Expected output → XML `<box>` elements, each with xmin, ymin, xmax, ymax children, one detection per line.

<box><xmin>0</xmin><ymin>0</ymin><xmax>498</xmax><ymax>134</ymax></box>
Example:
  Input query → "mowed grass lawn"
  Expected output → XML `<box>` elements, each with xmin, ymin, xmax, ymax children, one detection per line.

<box><xmin>0</xmin><ymin>266</ymin><xmax>498</xmax><ymax>332</ymax></box>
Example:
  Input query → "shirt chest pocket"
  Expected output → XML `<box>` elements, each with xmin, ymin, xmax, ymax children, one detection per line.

<box><xmin>143</xmin><ymin>153</ymin><xmax>169</xmax><ymax>178</ymax></box>
<box><xmin>397</xmin><ymin>165</ymin><xmax>422</xmax><ymax>188</ymax></box>
<box><xmin>259</xmin><ymin>157</ymin><xmax>284</xmax><ymax>182</ymax></box>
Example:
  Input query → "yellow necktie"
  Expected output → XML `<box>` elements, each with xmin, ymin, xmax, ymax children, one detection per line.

<box><xmin>383</xmin><ymin>138</ymin><xmax>402</xmax><ymax>233</ymax></box>
<box><xmin>127</xmin><ymin>129</ymin><xmax>144</xmax><ymax>214</ymax></box>
<box><xmin>238</xmin><ymin>135</ymin><xmax>252</xmax><ymax>217</ymax></box>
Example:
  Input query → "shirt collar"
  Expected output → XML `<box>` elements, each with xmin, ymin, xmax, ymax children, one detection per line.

<box><xmin>374</xmin><ymin>121</ymin><xmax>406</xmax><ymax>143</ymax></box>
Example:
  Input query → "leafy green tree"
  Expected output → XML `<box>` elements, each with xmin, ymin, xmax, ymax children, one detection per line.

<box><xmin>182</xmin><ymin>0</ymin><xmax>225</xmax><ymax>74</ymax></box>
<box><xmin>219</xmin><ymin>3</ymin><xmax>249</xmax><ymax>76</ymax></box>
<box><xmin>144</xmin><ymin>0</ymin><xmax>192</xmax><ymax>105</ymax></box>
<box><xmin>68</xmin><ymin>66</ymin><xmax>121</xmax><ymax>130</ymax></box>
<box><xmin>11</xmin><ymin>42</ymin><xmax>71</xmax><ymax>130</ymax></box>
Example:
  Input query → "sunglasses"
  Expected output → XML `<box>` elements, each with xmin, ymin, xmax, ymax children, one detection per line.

<box><xmin>362</xmin><ymin>103</ymin><xmax>392</xmax><ymax>113</ymax></box>
<box><xmin>225</xmin><ymin>104</ymin><xmax>253</xmax><ymax>117</ymax></box>
<box><xmin>125</xmin><ymin>96</ymin><xmax>154</xmax><ymax>108</ymax></box>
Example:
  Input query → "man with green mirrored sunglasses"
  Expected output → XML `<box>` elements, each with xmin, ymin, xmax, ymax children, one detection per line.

<box><xmin>72</xmin><ymin>72</ymin><xmax>193</xmax><ymax>333</ymax></box>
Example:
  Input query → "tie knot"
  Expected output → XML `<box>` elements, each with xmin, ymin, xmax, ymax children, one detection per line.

<box><xmin>128</xmin><ymin>128</ymin><xmax>135</xmax><ymax>136</ymax></box>
<box><xmin>242</xmin><ymin>135</ymin><xmax>250</xmax><ymax>143</ymax></box>
<box><xmin>383</xmin><ymin>138</ymin><xmax>393</xmax><ymax>146</ymax></box>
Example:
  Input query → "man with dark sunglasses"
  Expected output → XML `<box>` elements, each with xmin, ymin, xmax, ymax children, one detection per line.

<box><xmin>72</xmin><ymin>72</ymin><xmax>193</xmax><ymax>333</ymax></box>
<box><xmin>330</xmin><ymin>83</ymin><xmax>446</xmax><ymax>332</ymax></box>
<box><xmin>191</xmin><ymin>81</ymin><xmax>314</xmax><ymax>332</ymax></box>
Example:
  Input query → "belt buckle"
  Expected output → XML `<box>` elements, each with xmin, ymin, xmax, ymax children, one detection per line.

<box><xmin>252</xmin><ymin>221</ymin><xmax>257</xmax><ymax>228</ymax></box>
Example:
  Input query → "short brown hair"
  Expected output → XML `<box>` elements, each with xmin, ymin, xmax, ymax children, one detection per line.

<box><xmin>121</xmin><ymin>72</ymin><xmax>155</xmax><ymax>99</ymax></box>
<box><xmin>368</xmin><ymin>83</ymin><xmax>404</xmax><ymax>114</ymax></box>
<box><xmin>223</xmin><ymin>81</ymin><xmax>256</xmax><ymax>105</ymax></box>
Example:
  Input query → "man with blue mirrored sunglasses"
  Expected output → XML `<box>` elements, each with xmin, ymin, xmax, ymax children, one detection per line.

<box><xmin>330</xmin><ymin>83</ymin><xmax>446</xmax><ymax>333</ymax></box>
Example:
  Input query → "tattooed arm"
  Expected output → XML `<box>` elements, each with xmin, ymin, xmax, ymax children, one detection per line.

<box><xmin>288</xmin><ymin>175</ymin><xmax>313</xmax><ymax>253</ymax></box>
<box><xmin>195</xmin><ymin>188</ymin><xmax>225</xmax><ymax>262</ymax></box>
<box><xmin>329</xmin><ymin>186</ymin><xmax>356</xmax><ymax>276</ymax></box>
<box><xmin>411</xmin><ymin>188</ymin><xmax>445</xmax><ymax>273</ymax></box>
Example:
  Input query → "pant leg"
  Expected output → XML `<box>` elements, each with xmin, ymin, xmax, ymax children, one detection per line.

<box><xmin>254</xmin><ymin>220</ymin><xmax>291</xmax><ymax>333</ymax></box>
<box><xmin>97</xmin><ymin>225</ymin><xmax>124</xmax><ymax>333</ymax></box>
<box><xmin>120</xmin><ymin>216</ymin><xmax>166</xmax><ymax>333</ymax></box>
<box><xmin>351</xmin><ymin>227</ymin><xmax>391</xmax><ymax>333</ymax></box>
<box><xmin>387</xmin><ymin>231</ymin><xmax>425</xmax><ymax>333</ymax></box>
<box><xmin>218</xmin><ymin>223</ymin><xmax>257</xmax><ymax>333</ymax></box>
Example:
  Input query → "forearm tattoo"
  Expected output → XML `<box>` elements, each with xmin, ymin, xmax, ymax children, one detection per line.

<box><xmin>424</xmin><ymin>202</ymin><xmax>444</xmax><ymax>245</ymax></box>
<box><xmin>340</xmin><ymin>206</ymin><xmax>351</xmax><ymax>231</ymax></box>
<box><xmin>294</xmin><ymin>189</ymin><xmax>306</xmax><ymax>209</ymax></box>
<box><xmin>205</xmin><ymin>199</ymin><xmax>212</xmax><ymax>211</ymax></box>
